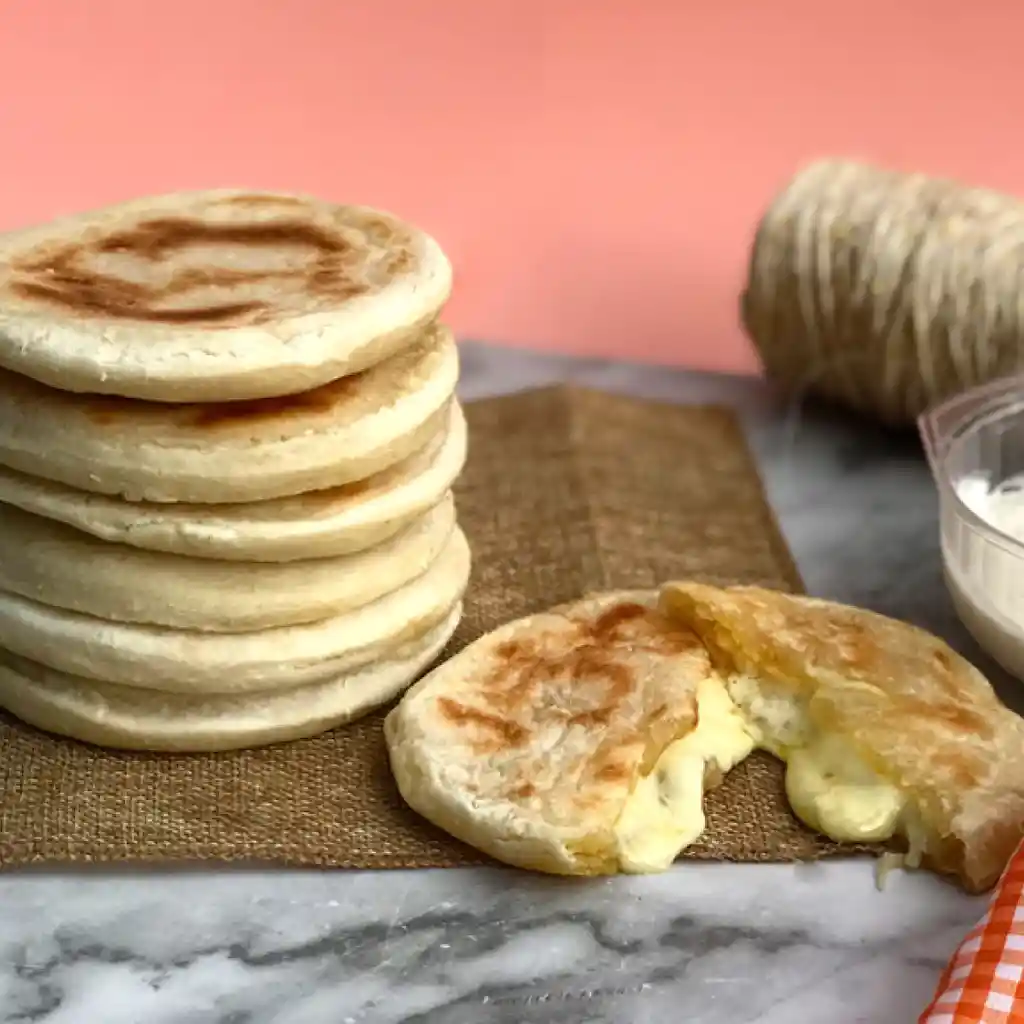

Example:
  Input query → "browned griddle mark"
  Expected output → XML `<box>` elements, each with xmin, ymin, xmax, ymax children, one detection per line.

<box><xmin>9</xmin><ymin>205</ymin><xmax>401</xmax><ymax>327</ymax></box>
<box><xmin>898</xmin><ymin>695</ymin><xmax>993</xmax><ymax>743</ymax></box>
<box><xmin>82</xmin><ymin>367</ymin><xmax>368</xmax><ymax>430</ymax></box>
<box><xmin>594</xmin><ymin>761</ymin><xmax>632</xmax><ymax>783</ymax></box>
<box><xmin>448</xmin><ymin>601</ymin><xmax>700</xmax><ymax>771</ymax></box>
<box><xmin>184</xmin><ymin>371</ymin><xmax>367</xmax><ymax>428</ymax></box>
<box><xmin>491</xmin><ymin>602</ymin><xmax>699</xmax><ymax>712</ymax></box>
<box><xmin>436</xmin><ymin>698</ymin><xmax>527</xmax><ymax>747</ymax></box>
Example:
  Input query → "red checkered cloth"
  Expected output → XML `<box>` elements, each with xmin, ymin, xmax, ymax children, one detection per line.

<box><xmin>920</xmin><ymin>845</ymin><xmax>1024</xmax><ymax>1022</ymax></box>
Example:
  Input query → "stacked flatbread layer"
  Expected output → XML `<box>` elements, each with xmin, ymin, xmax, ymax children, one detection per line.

<box><xmin>0</xmin><ymin>189</ymin><xmax>471</xmax><ymax>751</ymax></box>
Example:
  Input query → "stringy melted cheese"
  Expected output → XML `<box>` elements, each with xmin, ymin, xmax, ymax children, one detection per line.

<box><xmin>614</xmin><ymin>677</ymin><xmax>756</xmax><ymax>872</ymax></box>
<box><xmin>612</xmin><ymin>674</ymin><xmax>915</xmax><ymax>876</ymax></box>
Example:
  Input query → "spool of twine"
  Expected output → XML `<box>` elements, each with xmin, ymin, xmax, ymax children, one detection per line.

<box><xmin>742</xmin><ymin>159</ymin><xmax>1024</xmax><ymax>426</ymax></box>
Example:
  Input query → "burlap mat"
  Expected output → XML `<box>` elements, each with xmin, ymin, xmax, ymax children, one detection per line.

<box><xmin>0</xmin><ymin>385</ymin><xmax>862</xmax><ymax>870</ymax></box>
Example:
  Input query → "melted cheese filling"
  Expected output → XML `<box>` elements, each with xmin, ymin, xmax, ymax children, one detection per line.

<box><xmin>614</xmin><ymin>677</ymin><xmax>756</xmax><ymax>872</ymax></box>
<box><xmin>784</xmin><ymin>736</ymin><xmax>904</xmax><ymax>842</ymax></box>
<box><xmin>612</xmin><ymin>677</ymin><xmax>913</xmax><ymax>874</ymax></box>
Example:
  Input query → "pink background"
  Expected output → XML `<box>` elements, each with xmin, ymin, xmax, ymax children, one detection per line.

<box><xmin>0</xmin><ymin>1</ymin><xmax>1020</xmax><ymax>373</ymax></box>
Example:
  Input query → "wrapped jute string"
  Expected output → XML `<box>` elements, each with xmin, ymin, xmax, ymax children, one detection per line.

<box><xmin>742</xmin><ymin>159</ymin><xmax>1024</xmax><ymax>426</ymax></box>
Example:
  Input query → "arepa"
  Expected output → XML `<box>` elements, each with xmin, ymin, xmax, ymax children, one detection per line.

<box><xmin>0</xmin><ymin>492</ymin><xmax>456</xmax><ymax>631</ymax></box>
<box><xmin>0</xmin><ymin>526</ymin><xmax>471</xmax><ymax>692</ymax></box>
<box><xmin>659</xmin><ymin>582</ymin><xmax>1024</xmax><ymax>893</ymax></box>
<box><xmin>0</xmin><ymin>189</ymin><xmax>452</xmax><ymax>401</ymax></box>
<box><xmin>385</xmin><ymin>591</ymin><xmax>727</xmax><ymax>876</ymax></box>
<box><xmin>0</xmin><ymin>324</ymin><xmax>458</xmax><ymax>503</ymax></box>
<box><xmin>0</xmin><ymin>604</ymin><xmax>461</xmax><ymax>752</ymax></box>
<box><xmin>0</xmin><ymin>400</ymin><xmax>467</xmax><ymax>561</ymax></box>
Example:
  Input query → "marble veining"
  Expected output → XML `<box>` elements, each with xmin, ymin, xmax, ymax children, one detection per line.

<box><xmin>0</xmin><ymin>863</ymin><xmax>980</xmax><ymax>1024</ymax></box>
<box><xmin>0</xmin><ymin>343</ymin><xmax>997</xmax><ymax>1023</ymax></box>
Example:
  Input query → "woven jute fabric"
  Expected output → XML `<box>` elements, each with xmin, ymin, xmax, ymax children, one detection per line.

<box><xmin>0</xmin><ymin>384</ymin><xmax>859</xmax><ymax>870</ymax></box>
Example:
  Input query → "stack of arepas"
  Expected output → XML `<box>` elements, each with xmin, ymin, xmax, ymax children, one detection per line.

<box><xmin>0</xmin><ymin>189</ymin><xmax>470</xmax><ymax>751</ymax></box>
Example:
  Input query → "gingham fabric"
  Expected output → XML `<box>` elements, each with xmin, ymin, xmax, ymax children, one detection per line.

<box><xmin>920</xmin><ymin>845</ymin><xmax>1024</xmax><ymax>1022</ymax></box>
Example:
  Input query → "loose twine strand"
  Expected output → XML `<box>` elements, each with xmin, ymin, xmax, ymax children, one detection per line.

<box><xmin>742</xmin><ymin>159</ymin><xmax>1024</xmax><ymax>428</ymax></box>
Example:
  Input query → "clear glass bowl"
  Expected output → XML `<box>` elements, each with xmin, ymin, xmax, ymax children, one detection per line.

<box><xmin>919</xmin><ymin>377</ymin><xmax>1024</xmax><ymax>682</ymax></box>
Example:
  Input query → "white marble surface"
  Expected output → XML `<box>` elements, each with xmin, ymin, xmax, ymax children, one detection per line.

<box><xmin>0</xmin><ymin>862</ymin><xmax>979</xmax><ymax>1024</ymax></box>
<box><xmin>0</xmin><ymin>342</ymin><xmax>1001</xmax><ymax>1024</ymax></box>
